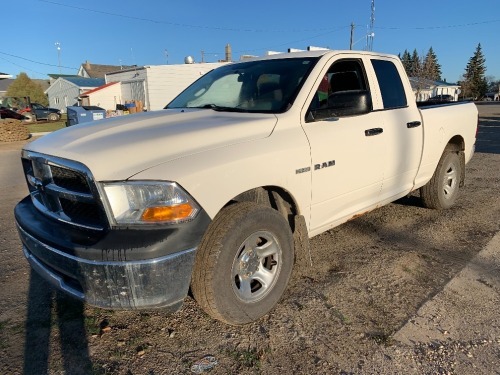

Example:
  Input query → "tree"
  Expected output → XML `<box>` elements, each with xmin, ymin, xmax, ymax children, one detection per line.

<box><xmin>486</xmin><ymin>76</ymin><xmax>499</xmax><ymax>94</ymax></box>
<box><xmin>400</xmin><ymin>50</ymin><xmax>412</xmax><ymax>76</ymax></box>
<box><xmin>460</xmin><ymin>43</ymin><xmax>488</xmax><ymax>100</ymax></box>
<box><xmin>422</xmin><ymin>47</ymin><xmax>442</xmax><ymax>81</ymax></box>
<box><xmin>410</xmin><ymin>49</ymin><xmax>421</xmax><ymax>77</ymax></box>
<box><xmin>5</xmin><ymin>72</ymin><xmax>48</xmax><ymax>106</ymax></box>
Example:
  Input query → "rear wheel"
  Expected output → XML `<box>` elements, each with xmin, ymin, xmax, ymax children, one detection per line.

<box><xmin>420</xmin><ymin>151</ymin><xmax>461</xmax><ymax>209</ymax></box>
<box><xmin>47</xmin><ymin>113</ymin><xmax>60</xmax><ymax>122</ymax></box>
<box><xmin>191</xmin><ymin>202</ymin><xmax>294</xmax><ymax>325</ymax></box>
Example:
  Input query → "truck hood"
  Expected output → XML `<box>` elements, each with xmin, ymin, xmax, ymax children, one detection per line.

<box><xmin>26</xmin><ymin>109</ymin><xmax>277</xmax><ymax>181</ymax></box>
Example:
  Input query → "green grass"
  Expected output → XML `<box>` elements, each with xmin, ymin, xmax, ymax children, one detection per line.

<box><xmin>26</xmin><ymin>114</ymin><xmax>67</xmax><ymax>133</ymax></box>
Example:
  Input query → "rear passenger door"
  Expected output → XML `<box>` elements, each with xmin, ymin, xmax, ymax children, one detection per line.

<box><xmin>369</xmin><ymin>58</ymin><xmax>423</xmax><ymax>201</ymax></box>
<box><xmin>302</xmin><ymin>58</ymin><xmax>386</xmax><ymax>234</ymax></box>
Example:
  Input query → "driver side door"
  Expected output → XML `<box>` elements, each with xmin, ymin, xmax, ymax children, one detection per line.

<box><xmin>302</xmin><ymin>58</ymin><xmax>386</xmax><ymax>234</ymax></box>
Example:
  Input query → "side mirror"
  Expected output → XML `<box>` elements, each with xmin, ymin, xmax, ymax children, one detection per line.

<box><xmin>308</xmin><ymin>90</ymin><xmax>372</xmax><ymax>122</ymax></box>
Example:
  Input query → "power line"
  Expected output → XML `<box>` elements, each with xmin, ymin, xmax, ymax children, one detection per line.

<box><xmin>38</xmin><ymin>0</ymin><xmax>348</xmax><ymax>34</ymax></box>
<box><xmin>0</xmin><ymin>51</ymin><xmax>77</xmax><ymax>70</ymax></box>
<box><xmin>376</xmin><ymin>19</ymin><xmax>500</xmax><ymax>30</ymax></box>
<box><xmin>0</xmin><ymin>55</ymin><xmax>47</xmax><ymax>77</ymax></box>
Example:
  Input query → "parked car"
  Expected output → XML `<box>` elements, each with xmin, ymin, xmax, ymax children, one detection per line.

<box><xmin>29</xmin><ymin>103</ymin><xmax>61</xmax><ymax>122</ymax></box>
<box><xmin>428</xmin><ymin>94</ymin><xmax>454</xmax><ymax>102</ymax></box>
<box><xmin>0</xmin><ymin>107</ymin><xmax>27</xmax><ymax>120</ymax></box>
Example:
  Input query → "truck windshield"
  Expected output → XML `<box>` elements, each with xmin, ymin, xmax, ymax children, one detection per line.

<box><xmin>166</xmin><ymin>57</ymin><xmax>319</xmax><ymax>113</ymax></box>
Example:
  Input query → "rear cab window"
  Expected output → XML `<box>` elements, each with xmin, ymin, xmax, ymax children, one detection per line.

<box><xmin>370</xmin><ymin>59</ymin><xmax>407</xmax><ymax>109</ymax></box>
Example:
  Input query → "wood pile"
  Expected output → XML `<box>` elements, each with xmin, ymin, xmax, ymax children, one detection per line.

<box><xmin>0</xmin><ymin>119</ymin><xmax>30</xmax><ymax>142</ymax></box>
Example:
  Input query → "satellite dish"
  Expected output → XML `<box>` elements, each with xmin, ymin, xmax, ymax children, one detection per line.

<box><xmin>184</xmin><ymin>56</ymin><xmax>195</xmax><ymax>64</ymax></box>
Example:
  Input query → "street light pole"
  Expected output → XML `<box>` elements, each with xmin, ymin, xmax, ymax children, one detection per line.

<box><xmin>55</xmin><ymin>42</ymin><xmax>61</xmax><ymax>74</ymax></box>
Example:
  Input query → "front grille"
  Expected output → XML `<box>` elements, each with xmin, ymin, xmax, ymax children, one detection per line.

<box><xmin>22</xmin><ymin>152</ymin><xmax>107</xmax><ymax>230</ymax></box>
<box><xmin>51</xmin><ymin>165</ymin><xmax>91</xmax><ymax>194</ymax></box>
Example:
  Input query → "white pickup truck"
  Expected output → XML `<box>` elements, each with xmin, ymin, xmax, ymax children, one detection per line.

<box><xmin>15</xmin><ymin>50</ymin><xmax>477</xmax><ymax>325</ymax></box>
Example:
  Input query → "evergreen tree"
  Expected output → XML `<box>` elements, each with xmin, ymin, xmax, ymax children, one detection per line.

<box><xmin>410</xmin><ymin>49</ymin><xmax>421</xmax><ymax>77</ymax></box>
<box><xmin>400</xmin><ymin>50</ymin><xmax>412</xmax><ymax>76</ymax></box>
<box><xmin>461</xmin><ymin>43</ymin><xmax>488</xmax><ymax>99</ymax></box>
<box><xmin>422</xmin><ymin>47</ymin><xmax>442</xmax><ymax>81</ymax></box>
<box><xmin>5</xmin><ymin>73</ymin><xmax>48</xmax><ymax>106</ymax></box>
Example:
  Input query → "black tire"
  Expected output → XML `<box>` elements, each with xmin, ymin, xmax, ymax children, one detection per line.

<box><xmin>47</xmin><ymin>113</ymin><xmax>60</xmax><ymax>122</ymax></box>
<box><xmin>191</xmin><ymin>202</ymin><xmax>294</xmax><ymax>325</ymax></box>
<box><xmin>420</xmin><ymin>151</ymin><xmax>461</xmax><ymax>209</ymax></box>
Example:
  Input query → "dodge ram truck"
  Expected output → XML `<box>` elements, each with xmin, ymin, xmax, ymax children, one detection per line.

<box><xmin>15</xmin><ymin>50</ymin><xmax>478</xmax><ymax>325</ymax></box>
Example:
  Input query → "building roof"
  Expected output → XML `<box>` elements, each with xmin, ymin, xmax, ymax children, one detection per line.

<box><xmin>0</xmin><ymin>78</ymin><xmax>50</xmax><ymax>93</ymax></box>
<box><xmin>409</xmin><ymin>77</ymin><xmax>460</xmax><ymax>91</ymax></box>
<box><xmin>0</xmin><ymin>79</ymin><xmax>13</xmax><ymax>92</ymax></box>
<box><xmin>80</xmin><ymin>81</ymin><xmax>119</xmax><ymax>96</ymax></box>
<box><xmin>48</xmin><ymin>74</ymin><xmax>80</xmax><ymax>80</ymax></box>
<box><xmin>64</xmin><ymin>77</ymin><xmax>106</xmax><ymax>88</ymax></box>
<box><xmin>79</xmin><ymin>61</ymin><xmax>135</xmax><ymax>78</ymax></box>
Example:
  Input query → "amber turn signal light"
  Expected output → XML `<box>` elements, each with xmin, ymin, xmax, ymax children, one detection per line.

<box><xmin>141</xmin><ymin>203</ymin><xmax>194</xmax><ymax>222</ymax></box>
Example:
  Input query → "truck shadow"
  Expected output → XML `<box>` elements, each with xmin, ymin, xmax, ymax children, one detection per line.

<box><xmin>24</xmin><ymin>270</ymin><xmax>93</xmax><ymax>375</ymax></box>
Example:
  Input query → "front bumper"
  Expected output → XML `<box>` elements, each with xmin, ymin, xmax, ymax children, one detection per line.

<box><xmin>18</xmin><ymin>224</ymin><xmax>195</xmax><ymax>310</ymax></box>
<box><xmin>15</xmin><ymin>196</ymin><xmax>211</xmax><ymax>310</ymax></box>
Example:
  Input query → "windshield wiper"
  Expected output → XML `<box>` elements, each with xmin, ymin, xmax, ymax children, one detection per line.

<box><xmin>193</xmin><ymin>104</ymin><xmax>247</xmax><ymax>112</ymax></box>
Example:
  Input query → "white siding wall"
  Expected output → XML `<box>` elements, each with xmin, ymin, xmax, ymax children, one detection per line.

<box><xmin>85</xmin><ymin>83</ymin><xmax>122</xmax><ymax>110</ymax></box>
<box><xmin>145</xmin><ymin>63</ymin><xmax>227</xmax><ymax>110</ymax></box>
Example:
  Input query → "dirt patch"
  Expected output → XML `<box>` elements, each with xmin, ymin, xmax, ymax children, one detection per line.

<box><xmin>0</xmin><ymin>106</ymin><xmax>499</xmax><ymax>374</ymax></box>
<box><xmin>0</xmin><ymin>119</ymin><xmax>30</xmax><ymax>142</ymax></box>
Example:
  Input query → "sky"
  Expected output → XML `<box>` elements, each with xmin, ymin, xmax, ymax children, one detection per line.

<box><xmin>1</xmin><ymin>0</ymin><xmax>499</xmax><ymax>83</ymax></box>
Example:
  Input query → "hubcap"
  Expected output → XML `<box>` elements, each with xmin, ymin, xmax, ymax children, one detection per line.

<box><xmin>443</xmin><ymin>162</ymin><xmax>458</xmax><ymax>199</ymax></box>
<box><xmin>231</xmin><ymin>231</ymin><xmax>282</xmax><ymax>303</ymax></box>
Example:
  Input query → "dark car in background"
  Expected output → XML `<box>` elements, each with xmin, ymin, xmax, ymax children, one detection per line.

<box><xmin>29</xmin><ymin>103</ymin><xmax>61</xmax><ymax>121</ymax></box>
<box><xmin>428</xmin><ymin>94</ymin><xmax>454</xmax><ymax>103</ymax></box>
<box><xmin>0</xmin><ymin>107</ymin><xmax>27</xmax><ymax>121</ymax></box>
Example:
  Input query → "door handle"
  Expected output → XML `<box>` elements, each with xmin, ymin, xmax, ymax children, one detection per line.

<box><xmin>365</xmin><ymin>128</ymin><xmax>383</xmax><ymax>136</ymax></box>
<box><xmin>407</xmin><ymin>121</ymin><xmax>421</xmax><ymax>128</ymax></box>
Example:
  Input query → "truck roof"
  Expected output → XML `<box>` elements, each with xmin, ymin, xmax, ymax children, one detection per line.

<box><xmin>241</xmin><ymin>49</ymin><xmax>398</xmax><ymax>62</ymax></box>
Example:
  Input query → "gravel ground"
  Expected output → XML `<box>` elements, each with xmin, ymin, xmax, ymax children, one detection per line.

<box><xmin>0</xmin><ymin>103</ymin><xmax>499</xmax><ymax>374</ymax></box>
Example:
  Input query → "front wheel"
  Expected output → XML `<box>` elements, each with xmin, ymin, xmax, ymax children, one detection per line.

<box><xmin>191</xmin><ymin>202</ymin><xmax>294</xmax><ymax>325</ymax></box>
<box><xmin>420</xmin><ymin>151</ymin><xmax>462</xmax><ymax>209</ymax></box>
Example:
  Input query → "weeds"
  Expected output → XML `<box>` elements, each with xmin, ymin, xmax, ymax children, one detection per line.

<box><xmin>227</xmin><ymin>348</ymin><xmax>262</xmax><ymax>369</ymax></box>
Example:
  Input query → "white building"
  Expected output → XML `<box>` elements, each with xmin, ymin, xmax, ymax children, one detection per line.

<box><xmin>409</xmin><ymin>77</ymin><xmax>461</xmax><ymax>102</ymax></box>
<box><xmin>79</xmin><ymin>82</ymin><xmax>122</xmax><ymax>110</ymax></box>
<box><xmin>105</xmin><ymin>63</ymin><xmax>228</xmax><ymax>111</ymax></box>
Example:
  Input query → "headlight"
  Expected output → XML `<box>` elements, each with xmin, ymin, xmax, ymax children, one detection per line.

<box><xmin>102</xmin><ymin>181</ymin><xmax>199</xmax><ymax>225</ymax></box>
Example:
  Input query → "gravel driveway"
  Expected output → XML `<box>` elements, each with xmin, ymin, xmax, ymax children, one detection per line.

<box><xmin>0</xmin><ymin>103</ymin><xmax>499</xmax><ymax>374</ymax></box>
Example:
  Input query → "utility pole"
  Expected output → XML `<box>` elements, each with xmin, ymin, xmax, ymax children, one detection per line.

<box><xmin>201</xmin><ymin>50</ymin><xmax>205</xmax><ymax>63</ymax></box>
<box><xmin>349</xmin><ymin>22</ymin><xmax>355</xmax><ymax>50</ymax></box>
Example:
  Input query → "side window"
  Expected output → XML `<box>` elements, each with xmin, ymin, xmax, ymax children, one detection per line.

<box><xmin>307</xmin><ymin>59</ymin><xmax>372</xmax><ymax>121</ymax></box>
<box><xmin>371</xmin><ymin>59</ymin><xmax>407</xmax><ymax>109</ymax></box>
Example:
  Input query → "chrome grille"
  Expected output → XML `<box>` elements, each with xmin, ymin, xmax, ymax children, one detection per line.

<box><xmin>22</xmin><ymin>151</ymin><xmax>106</xmax><ymax>230</ymax></box>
